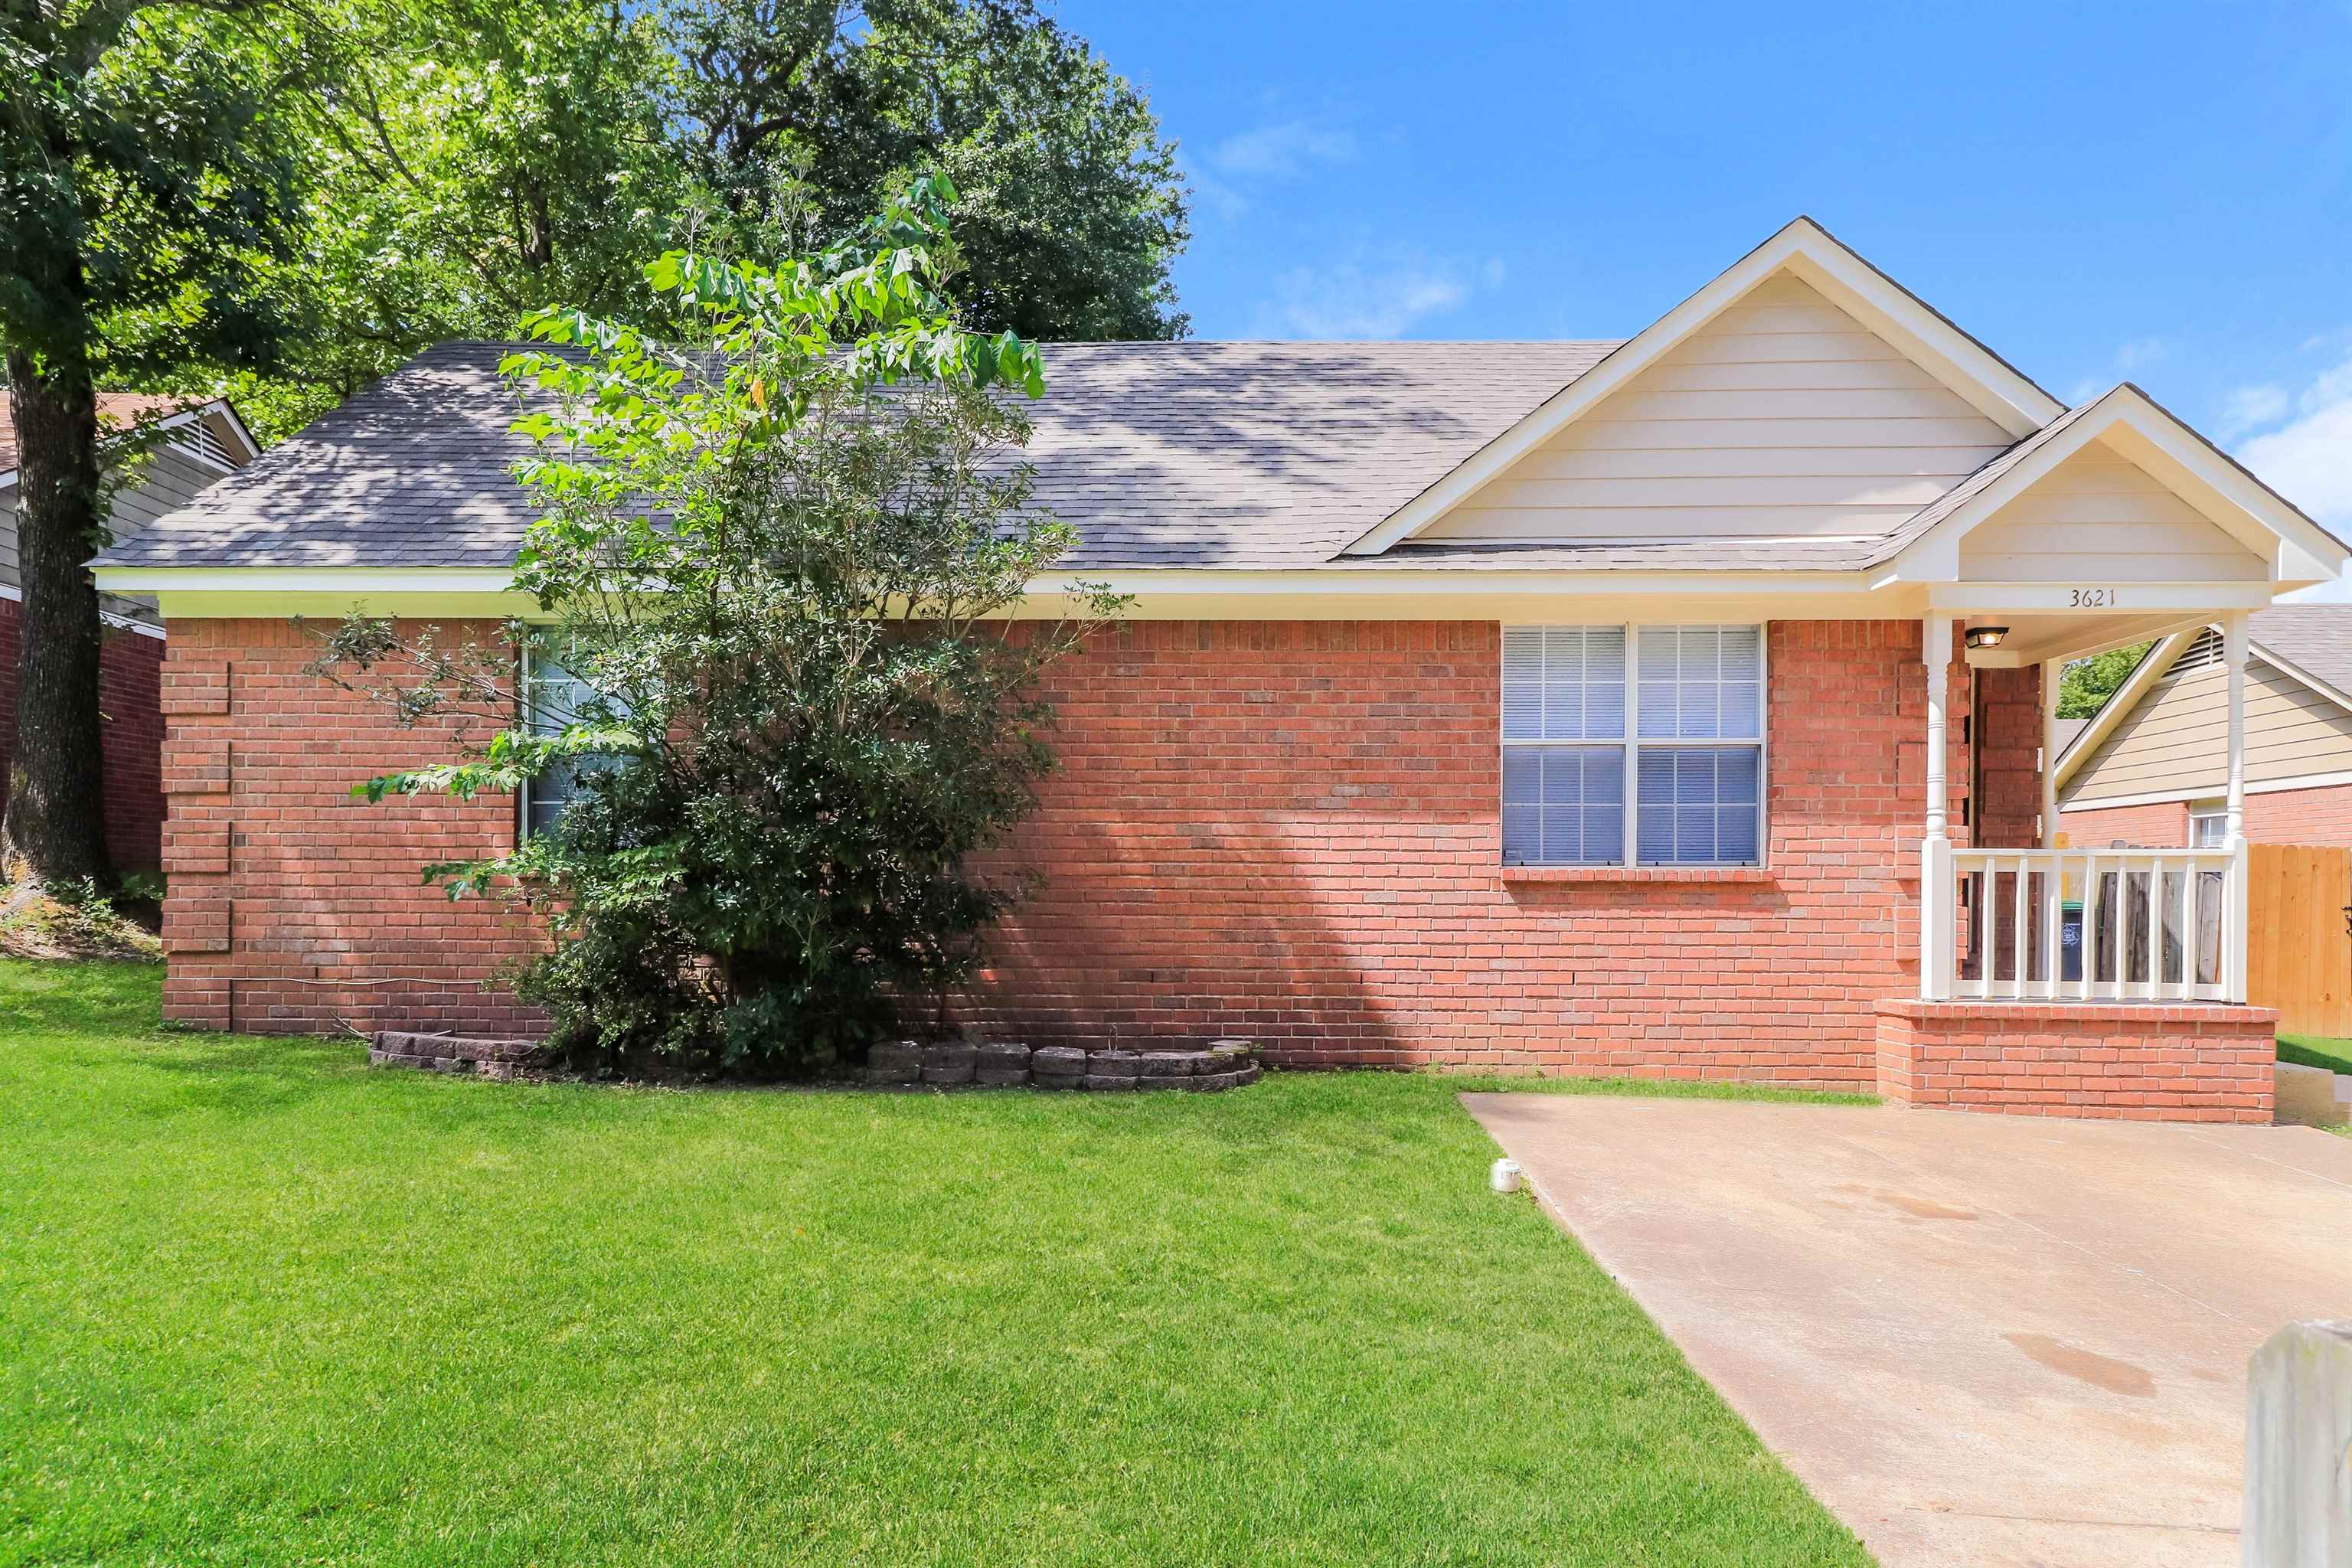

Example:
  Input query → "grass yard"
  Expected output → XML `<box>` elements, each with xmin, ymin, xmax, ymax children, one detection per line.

<box><xmin>2278</xmin><ymin>1034</ymin><xmax>2352</xmax><ymax>1077</ymax></box>
<box><xmin>1</xmin><ymin>961</ymin><xmax>1870</xmax><ymax>1566</ymax></box>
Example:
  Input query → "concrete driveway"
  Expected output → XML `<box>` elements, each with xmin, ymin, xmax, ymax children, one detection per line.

<box><xmin>1463</xmin><ymin>1094</ymin><xmax>2352</xmax><ymax>1568</ymax></box>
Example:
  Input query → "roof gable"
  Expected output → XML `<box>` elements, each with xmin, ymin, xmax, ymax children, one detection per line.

<box><xmin>1410</xmin><ymin>272</ymin><xmax>2016</xmax><ymax>547</ymax></box>
<box><xmin>1344</xmin><ymin>216</ymin><xmax>2066</xmax><ymax>557</ymax></box>
<box><xmin>1877</xmin><ymin>384</ymin><xmax>2348</xmax><ymax>585</ymax></box>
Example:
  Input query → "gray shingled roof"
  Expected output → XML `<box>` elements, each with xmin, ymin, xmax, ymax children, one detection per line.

<box><xmin>97</xmin><ymin>339</ymin><xmax>1628</xmax><ymax>571</ymax></box>
<box><xmin>2252</xmin><ymin>606</ymin><xmax>2352</xmax><ymax>702</ymax></box>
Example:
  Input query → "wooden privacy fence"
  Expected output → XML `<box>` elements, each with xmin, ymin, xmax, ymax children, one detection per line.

<box><xmin>2246</xmin><ymin>844</ymin><xmax>2352</xmax><ymax>1038</ymax></box>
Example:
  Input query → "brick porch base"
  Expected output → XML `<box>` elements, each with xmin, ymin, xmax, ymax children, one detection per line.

<box><xmin>1873</xmin><ymin>999</ymin><xmax>2278</xmax><ymax>1123</ymax></box>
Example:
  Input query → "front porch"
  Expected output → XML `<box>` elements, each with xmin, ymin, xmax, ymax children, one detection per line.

<box><xmin>1886</xmin><ymin>609</ymin><xmax>2279</xmax><ymax>1121</ymax></box>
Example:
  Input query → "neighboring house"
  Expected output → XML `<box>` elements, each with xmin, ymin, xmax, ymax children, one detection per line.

<box><xmin>2058</xmin><ymin>608</ymin><xmax>2352</xmax><ymax>848</ymax></box>
<box><xmin>0</xmin><ymin>395</ymin><xmax>260</xmax><ymax>873</ymax></box>
<box><xmin>93</xmin><ymin>219</ymin><xmax>2348</xmax><ymax>1122</ymax></box>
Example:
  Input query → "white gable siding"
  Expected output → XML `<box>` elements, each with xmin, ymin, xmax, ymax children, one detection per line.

<box><xmin>1958</xmin><ymin>439</ymin><xmax>2268</xmax><ymax>583</ymax></box>
<box><xmin>1419</xmin><ymin>273</ymin><xmax>2014</xmax><ymax>542</ymax></box>
<box><xmin>2065</xmin><ymin>653</ymin><xmax>2352</xmax><ymax>807</ymax></box>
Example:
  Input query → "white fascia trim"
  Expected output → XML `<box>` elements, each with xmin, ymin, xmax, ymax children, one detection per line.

<box><xmin>0</xmin><ymin>580</ymin><xmax>167</xmax><ymax>639</ymax></box>
<box><xmin>1886</xmin><ymin>384</ymin><xmax>2352</xmax><ymax>585</ymax></box>
<box><xmin>2049</xmin><ymin>628</ymin><xmax>2190</xmax><ymax>789</ymax></box>
<box><xmin>1340</xmin><ymin>215</ymin><xmax>2063</xmax><ymax>558</ymax></box>
<box><xmin>2061</xmin><ymin>770</ymin><xmax>2352</xmax><ymax>813</ymax></box>
<box><xmin>93</xmin><ymin>567</ymin><xmax>519</xmax><ymax>594</ymax></box>
<box><xmin>95</xmin><ymin>564</ymin><xmax>1890</xmax><ymax>602</ymax></box>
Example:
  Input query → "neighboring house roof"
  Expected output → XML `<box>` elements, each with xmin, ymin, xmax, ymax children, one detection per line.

<box><xmin>0</xmin><ymin>393</ymin><xmax>177</xmax><ymax>472</ymax></box>
<box><xmin>2236</xmin><ymin>606</ymin><xmax>2352</xmax><ymax>704</ymax></box>
<box><xmin>2053</xmin><ymin>606</ymin><xmax>2352</xmax><ymax>791</ymax></box>
<box><xmin>0</xmin><ymin>393</ymin><xmax>259</xmax><ymax>488</ymax></box>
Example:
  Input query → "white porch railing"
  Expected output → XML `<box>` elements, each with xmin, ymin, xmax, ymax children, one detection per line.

<box><xmin>1929</xmin><ymin>846</ymin><xmax>2245</xmax><ymax>1003</ymax></box>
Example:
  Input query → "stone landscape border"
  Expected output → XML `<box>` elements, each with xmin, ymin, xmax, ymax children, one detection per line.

<box><xmin>368</xmin><ymin>1032</ymin><xmax>1263</xmax><ymax>1091</ymax></box>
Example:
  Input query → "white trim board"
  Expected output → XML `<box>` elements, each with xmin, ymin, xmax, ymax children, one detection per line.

<box><xmin>0</xmin><ymin>581</ymin><xmax>167</xmax><ymax>639</ymax></box>
<box><xmin>2060</xmin><ymin>770</ymin><xmax>2352</xmax><ymax>813</ymax></box>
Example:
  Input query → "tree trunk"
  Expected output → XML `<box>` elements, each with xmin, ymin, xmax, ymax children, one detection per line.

<box><xmin>2</xmin><ymin>348</ymin><xmax>113</xmax><ymax>887</ymax></box>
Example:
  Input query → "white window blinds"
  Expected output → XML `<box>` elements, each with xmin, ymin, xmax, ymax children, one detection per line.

<box><xmin>1502</xmin><ymin>625</ymin><xmax>1766</xmax><ymax>867</ymax></box>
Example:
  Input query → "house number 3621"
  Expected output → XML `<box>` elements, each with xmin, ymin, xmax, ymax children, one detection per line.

<box><xmin>2068</xmin><ymin>586</ymin><xmax>2116</xmax><ymax>607</ymax></box>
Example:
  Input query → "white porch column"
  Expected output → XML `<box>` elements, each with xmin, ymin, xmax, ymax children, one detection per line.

<box><xmin>2223</xmin><ymin>611</ymin><xmax>2250</xmax><ymax>1002</ymax></box>
<box><xmin>2040</xmin><ymin>657</ymin><xmax>2061</xmax><ymax>849</ymax></box>
<box><xmin>1921</xmin><ymin>616</ymin><xmax>1955</xmax><ymax>999</ymax></box>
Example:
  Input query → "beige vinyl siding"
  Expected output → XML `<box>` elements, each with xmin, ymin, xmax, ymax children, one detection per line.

<box><xmin>2065</xmin><ymin>655</ymin><xmax>2352</xmax><ymax>805</ymax></box>
<box><xmin>1958</xmin><ymin>439</ymin><xmax>2268</xmax><ymax>583</ymax></box>
<box><xmin>0</xmin><ymin>443</ymin><xmax>220</xmax><ymax>622</ymax></box>
<box><xmin>1421</xmin><ymin>272</ymin><xmax>2014</xmax><ymax>541</ymax></box>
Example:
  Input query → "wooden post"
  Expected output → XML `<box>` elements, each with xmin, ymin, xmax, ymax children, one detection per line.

<box><xmin>2243</xmin><ymin>1320</ymin><xmax>2352</xmax><ymax>1566</ymax></box>
<box><xmin>1922</xmin><ymin>616</ymin><xmax>1954</xmax><ymax>1000</ymax></box>
<box><xmin>2225</xmin><ymin>612</ymin><xmax>2251</xmax><ymax>1002</ymax></box>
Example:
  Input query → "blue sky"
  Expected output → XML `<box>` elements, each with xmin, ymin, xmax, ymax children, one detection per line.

<box><xmin>1067</xmin><ymin>0</ymin><xmax>2352</xmax><ymax>547</ymax></box>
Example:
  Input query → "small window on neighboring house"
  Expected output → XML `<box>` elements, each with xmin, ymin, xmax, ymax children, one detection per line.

<box><xmin>2189</xmin><ymin>803</ymin><xmax>2228</xmax><ymax>848</ymax></box>
<box><xmin>519</xmin><ymin>641</ymin><xmax>625</xmax><ymax>839</ymax></box>
<box><xmin>1502</xmin><ymin>625</ymin><xmax>1766</xmax><ymax>867</ymax></box>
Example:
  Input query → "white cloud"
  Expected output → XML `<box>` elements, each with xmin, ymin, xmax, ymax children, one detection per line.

<box><xmin>1207</xmin><ymin>119</ymin><xmax>1357</xmax><ymax>179</ymax></box>
<box><xmin>2237</xmin><ymin>348</ymin><xmax>2352</xmax><ymax>602</ymax></box>
<box><xmin>2115</xmin><ymin>337</ymin><xmax>2170</xmax><ymax>371</ymax></box>
<box><xmin>2242</xmin><ymin>387</ymin><xmax>2352</xmax><ymax>526</ymax></box>
<box><xmin>1190</xmin><ymin>171</ymin><xmax>1250</xmax><ymax>222</ymax></box>
<box><xmin>2218</xmin><ymin>383</ymin><xmax>2289</xmax><ymax>441</ymax></box>
<box><xmin>1253</xmin><ymin>256</ymin><xmax>1501</xmax><ymax>338</ymax></box>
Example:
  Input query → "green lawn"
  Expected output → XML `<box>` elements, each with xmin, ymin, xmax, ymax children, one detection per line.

<box><xmin>2279</xmin><ymin>1034</ymin><xmax>2352</xmax><ymax>1077</ymax></box>
<box><xmin>1</xmin><ymin>960</ymin><xmax>1870</xmax><ymax>1566</ymax></box>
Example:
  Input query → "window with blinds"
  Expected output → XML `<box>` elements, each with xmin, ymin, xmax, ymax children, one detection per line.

<box><xmin>1501</xmin><ymin>625</ymin><xmax>1766</xmax><ymax>867</ymax></box>
<box><xmin>520</xmin><ymin>641</ymin><xmax>626</xmax><ymax>839</ymax></box>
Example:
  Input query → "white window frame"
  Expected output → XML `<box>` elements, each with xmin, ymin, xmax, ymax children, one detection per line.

<box><xmin>2187</xmin><ymin>801</ymin><xmax>2228</xmax><ymax>848</ymax></box>
<box><xmin>1500</xmin><ymin>622</ymin><xmax>1770</xmax><ymax>868</ymax></box>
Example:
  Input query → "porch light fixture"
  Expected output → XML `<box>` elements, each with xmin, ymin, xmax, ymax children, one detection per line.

<box><xmin>1963</xmin><ymin>626</ymin><xmax>2010</xmax><ymax>651</ymax></box>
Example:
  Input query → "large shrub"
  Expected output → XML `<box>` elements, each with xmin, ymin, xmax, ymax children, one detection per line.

<box><xmin>315</xmin><ymin>180</ymin><xmax>1122</xmax><ymax>1076</ymax></box>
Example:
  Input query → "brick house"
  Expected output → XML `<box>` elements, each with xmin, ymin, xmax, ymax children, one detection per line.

<box><xmin>2</xmin><ymin>395</ymin><xmax>259</xmax><ymax>874</ymax></box>
<box><xmin>93</xmin><ymin>220</ymin><xmax>2347</xmax><ymax>1120</ymax></box>
<box><xmin>2059</xmin><ymin>607</ymin><xmax>2352</xmax><ymax>848</ymax></box>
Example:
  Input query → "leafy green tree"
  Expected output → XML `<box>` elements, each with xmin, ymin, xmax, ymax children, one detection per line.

<box><xmin>168</xmin><ymin>0</ymin><xmax>701</xmax><ymax>442</ymax></box>
<box><xmin>671</xmin><ymin>0</ymin><xmax>1191</xmax><ymax>341</ymax></box>
<box><xmin>178</xmin><ymin>0</ymin><xmax>1188</xmax><ymax>443</ymax></box>
<box><xmin>2058</xmin><ymin>642</ymin><xmax>2154</xmax><ymax>718</ymax></box>
<box><xmin>0</xmin><ymin>0</ymin><xmax>312</xmax><ymax>883</ymax></box>
<box><xmin>312</xmin><ymin>181</ymin><xmax>1123</xmax><ymax>1076</ymax></box>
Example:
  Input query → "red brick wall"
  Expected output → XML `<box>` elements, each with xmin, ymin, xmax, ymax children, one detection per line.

<box><xmin>2059</xmin><ymin>798</ymin><xmax>2191</xmax><ymax>848</ymax></box>
<box><xmin>2065</xmin><ymin>784</ymin><xmax>2352</xmax><ymax>850</ymax></box>
<box><xmin>158</xmin><ymin>619</ymin><xmax>545</xmax><ymax>1035</ymax></box>
<box><xmin>2244</xmin><ymin>782</ymin><xmax>2352</xmax><ymax>844</ymax></box>
<box><xmin>1971</xmin><ymin>664</ymin><xmax>2043</xmax><ymax>849</ymax></box>
<box><xmin>957</xmin><ymin>619</ymin><xmax>1937</xmax><ymax>1085</ymax></box>
<box><xmin>162</xmin><ymin>616</ymin><xmax>1943</xmax><ymax>1083</ymax></box>
<box><xmin>1876</xmin><ymin>999</ymin><xmax>2275</xmax><ymax>1122</ymax></box>
<box><xmin>0</xmin><ymin>596</ymin><xmax>167</xmax><ymax>874</ymax></box>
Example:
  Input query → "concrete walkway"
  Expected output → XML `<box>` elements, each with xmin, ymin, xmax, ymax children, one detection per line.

<box><xmin>1464</xmin><ymin>1094</ymin><xmax>2352</xmax><ymax>1568</ymax></box>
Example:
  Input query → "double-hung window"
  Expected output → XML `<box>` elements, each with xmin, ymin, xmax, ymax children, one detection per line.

<box><xmin>1501</xmin><ymin>624</ymin><xmax>1766</xmax><ymax>867</ymax></box>
<box><xmin>518</xmin><ymin>640</ymin><xmax>624</xmax><ymax>838</ymax></box>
